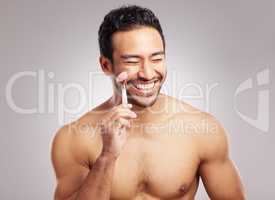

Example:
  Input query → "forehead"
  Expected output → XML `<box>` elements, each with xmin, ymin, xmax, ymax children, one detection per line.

<box><xmin>112</xmin><ymin>26</ymin><xmax>164</xmax><ymax>56</ymax></box>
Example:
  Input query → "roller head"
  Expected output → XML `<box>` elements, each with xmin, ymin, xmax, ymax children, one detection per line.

<box><xmin>116</xmin><ymin>71</ymin><xmax>128</xmax><ymax>83</ymax></box>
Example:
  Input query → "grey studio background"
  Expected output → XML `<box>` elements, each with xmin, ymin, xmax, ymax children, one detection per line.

<box><xmin>0</xmin><ymin>0</ymin><xmax>274</xmax><ymax>199</ymax></box>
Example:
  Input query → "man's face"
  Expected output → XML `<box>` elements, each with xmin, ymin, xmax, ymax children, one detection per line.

<box><xmin>110</xmin><ymin>26</ymin><xmax>167</xmax><ymax>107</ymax></box>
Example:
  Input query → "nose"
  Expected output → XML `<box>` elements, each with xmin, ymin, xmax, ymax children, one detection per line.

<box><xmin>138</xmin><ymin>60</ymin><xmax>155</xmax><ymax>80</ymax></box>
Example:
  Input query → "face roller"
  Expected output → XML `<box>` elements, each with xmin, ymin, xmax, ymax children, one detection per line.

<box><xmin>116</xmin><ymin>72</ymin><xmax>128</xmax><ymax>132</ymax></box>
<box><xmin>121</xmin><ymin>81</ymin><xmax>128</xmax><ymax>106</ymax></box>
<box><xmin>116</xmin><ymin>72</ymin><xmax>128</xmax><ymax>107</ymax></box>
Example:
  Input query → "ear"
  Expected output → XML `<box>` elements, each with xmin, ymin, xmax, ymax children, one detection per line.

<box><xmin>99</xmin><ymin>56</ymin><xmax>113</xmax><ymax>76</ymax></box>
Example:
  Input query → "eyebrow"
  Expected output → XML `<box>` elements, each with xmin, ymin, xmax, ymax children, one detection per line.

<box><xmin>151</xmin><ymin>51</ymin><xmax>165</xmax><ymax>57</ymax></box>
<box><xmin>120</xmin><ymin>51</ymin><xmax>165</xmax><ymax>59</ymax></box>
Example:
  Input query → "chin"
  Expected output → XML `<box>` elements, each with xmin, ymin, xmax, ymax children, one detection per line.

<box><xmin>128</xmin><ymin>92</ymin><xmax>159</xmax><ymax>108</ymax></box>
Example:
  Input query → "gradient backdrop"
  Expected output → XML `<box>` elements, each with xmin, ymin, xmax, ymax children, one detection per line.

<box><xmin>1</xmin><ymin>0</ymin><xmax>274</xmax><ymax>199</ymax></box>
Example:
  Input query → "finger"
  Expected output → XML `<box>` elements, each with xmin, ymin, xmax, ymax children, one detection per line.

<box><xmin>116</xmin><ymin>103</ymin><xmax>132</xmax><ymax>109</ymax></box>
<box><xmin>110</xmin><ymin>109</ymin><xmax>137</xmax><ymax>120</ymax></box>
<box><xmin>111</xmin><ymin>105</ymin><xmax>135</xmax><ymax>116</ymax></box>
<box><xmin>108</xmin><ymin>119</ymin><xmax>128</xmax><ymax>136</ymax></box>
<box><xmin>99</xmin><ymin>105</ymin><xmax>134</xmax><ymax>130</ymax></box>
<box><xmin>110</xmin><ymin>104</ymin><xmax>132</xmax><ymax>113</ymax></box>
<box><xmin>115</xmin><ymin>118</ymin><xmax>131</xmax><ymax>128</ymax></box>
<box><xmin>103</xmin><ymin>105</ymin><xmax>132</xmax><ymax>123</ymax></box>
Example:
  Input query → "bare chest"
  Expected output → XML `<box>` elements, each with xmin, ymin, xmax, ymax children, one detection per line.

<box><xmin>110</xmin><ymin>131</ymin><xmax>200</xmax><ymax>200</ymax></box>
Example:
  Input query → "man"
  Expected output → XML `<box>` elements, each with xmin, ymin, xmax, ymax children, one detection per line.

<box><xmin>51</xmin><ymin>5</ymin><xmax>246</xmax><ymax>200</ymax></box>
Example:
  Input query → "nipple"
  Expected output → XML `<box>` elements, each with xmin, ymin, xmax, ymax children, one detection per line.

<box><xmin>179</xmin><ymin>185</ymin><xmax>186</xmax><ymax>194</ymax></box>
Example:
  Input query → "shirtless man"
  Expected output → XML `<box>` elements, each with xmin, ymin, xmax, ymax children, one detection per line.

<box><xmin>51</xmin><ymin>5</ymin><xmax>246</xmax><ymax>200</ymax></box>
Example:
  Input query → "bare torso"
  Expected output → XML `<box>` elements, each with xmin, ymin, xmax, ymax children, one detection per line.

<box><xmin>108</xmin><ymin>124</ymin><xmax>200</xmax><ymax>200</ymax></box>
<box><xmin>66</xmin><ymin>94</ymin><xmax>211</xmax><ymax>200</ymax></box>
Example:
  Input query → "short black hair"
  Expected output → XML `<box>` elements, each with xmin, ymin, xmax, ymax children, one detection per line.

<box><xmin>98</xmin><ymin>5</ymin><xmax>165</xmax><ymax>62</ymax></box>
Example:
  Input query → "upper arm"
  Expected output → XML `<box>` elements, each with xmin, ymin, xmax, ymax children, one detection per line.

<box><xmin>198</xmin><ymin>114</ymin><xmax>246</xmax><ymax>200</ymax></box>
<box><xmin>51</xmin><ymin>126</ymin><xmax>90</xmax><ymax>200</ymax></box>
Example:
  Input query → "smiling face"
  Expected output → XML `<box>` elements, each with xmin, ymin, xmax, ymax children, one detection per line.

<box><xmin>101</xmin><ymin>26</ymin><xmax>167</xmax><ymax>107</ymax></box>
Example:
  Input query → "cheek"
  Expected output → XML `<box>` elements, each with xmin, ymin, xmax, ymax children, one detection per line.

<box><xmin>113</xmin><ymin>60</ymin><xmax>138</xmax><ymax>73</ymax></box>
<box><xmin>117</xmin><ymin>65</ymin><xmax>140</xmax><ymax>77</ymax></box>
<box><xmin>154</xmin><ymin>64</ymin><xmax>166</xmax><ymax>78</ymax></box>
<box><xmin>112</xmin><ymin>65</ymin><xmax>129</xmax><ymax>77</ymax></box>
<box><xmin>114</xmin><ymin>62</ymin><xmax>166</xmax><ymax>80</ymax></box>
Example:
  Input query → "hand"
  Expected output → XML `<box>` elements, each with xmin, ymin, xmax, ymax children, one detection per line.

<box><xmin>99</xmin><ymin>103</ymin><xmax>136</xmax><ymax>159</ymax></box>
<box><xmin>100</xmin><ymin>71</ymin><xmax>136</xmax><ymax>159</ymax></box>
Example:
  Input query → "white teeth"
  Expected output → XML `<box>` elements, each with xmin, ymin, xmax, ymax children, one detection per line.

<box><xmin>135</xmin><ymin>82</ymin><xmax>155</xmax><ymax>90</ymax></box>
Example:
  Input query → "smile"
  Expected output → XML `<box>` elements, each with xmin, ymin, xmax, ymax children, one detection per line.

<box><xmin>128</xmin><ymin>80</ymin><xmax>159</xmax><ymax>96</ymax></box>
<box><xmin>134</xmin><ymin>82</ymin><xmax>155</xmax><ymax>90</ymax></box>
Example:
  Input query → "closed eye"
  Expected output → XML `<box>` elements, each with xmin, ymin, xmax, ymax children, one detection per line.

<box><xmin>125</xmin><ymin>61</ymin><xmax>139</xmax><ymax>64</ymax></box>
<box><xmin>152</xmin><ymin>58</ymin><xmax>163</xmax><ymax>62</ymax></box>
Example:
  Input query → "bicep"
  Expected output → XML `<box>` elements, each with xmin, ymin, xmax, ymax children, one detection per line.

<box><xmin>51</xmin><ymin>127</ymin><xmax>90</xmax><ymax>200</ymax></box>
<box><xmin>199</xmin><ymin>157</ymin><xmax>245</xmax><ymax>200</ymax></box>
<box><xmin>198</xmin><ymin>114</ymin><xmax>246</xmax><ymax>199</ymax></box>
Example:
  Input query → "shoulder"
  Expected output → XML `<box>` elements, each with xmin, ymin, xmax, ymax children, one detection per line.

<box><xmin>194</xmin><ymin>112</ymin><xmax>229</xmax><ymax>162</ymax></box>
<box><xmin>51</xmin><ymin>111</ymin><xmax>103</xmax><ymax>169</ymax></box>
<box><xmin>167</xmin><ymin>96</ymin><xmax>229</xmax><ymax>161</ymax></box>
